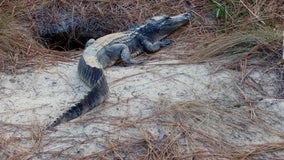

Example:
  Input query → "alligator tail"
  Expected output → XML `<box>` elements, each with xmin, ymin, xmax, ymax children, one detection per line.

<box><xmin>47</xmin><ymin>57</ymin><xmax>109</xmax><ymax>129</ymax></box>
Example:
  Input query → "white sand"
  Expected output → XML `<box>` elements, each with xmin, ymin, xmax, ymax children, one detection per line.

<box><xmin>0</xmin><ymin>56</ymin><xmax>283</xmax><ymax>158</ymax></box>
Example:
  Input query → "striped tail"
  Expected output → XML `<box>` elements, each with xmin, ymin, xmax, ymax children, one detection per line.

<box><xmin>47</xmin><ymin>57</ymin><xmax>109</xmax><ymax>128</ymax></box>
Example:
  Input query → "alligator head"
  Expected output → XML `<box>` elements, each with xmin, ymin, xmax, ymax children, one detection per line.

<box><xmin>136</xmin><ymin>13</ymin><xmax>191</xmax><ymax>42</ymax></box>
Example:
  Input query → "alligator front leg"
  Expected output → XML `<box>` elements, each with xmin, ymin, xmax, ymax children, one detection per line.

<box><xmin>141</xmin><ymin>39</ymin><xmax>173</xmax><ymax>52</ymax></box>
<box><xmin>106</xmin><ymin>44</ymin><xmax>144</xmax><ymax>65</ymax></box>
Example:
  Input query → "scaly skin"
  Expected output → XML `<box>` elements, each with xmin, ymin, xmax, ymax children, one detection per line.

<box><xmin>48</xmin><ymin>13</ymin><xmax>191</xmax><ymax>128</ymax></box>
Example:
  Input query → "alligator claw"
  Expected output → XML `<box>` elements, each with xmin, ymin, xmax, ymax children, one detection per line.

<box><xmin>160</xmin><ymin>39</ymin><xmax>173</xmax><ymax>47</ymax></box>
<box><xmin>130</xmin><ymin>59</ymin><xmax>144</xmax><ymax>64</ymax></box>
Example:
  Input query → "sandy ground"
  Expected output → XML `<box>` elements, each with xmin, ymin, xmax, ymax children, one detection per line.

<box><xmin>0</xmin><ymin>60</ymin><xmax>248</xmax><ymax>125</ymax></box>
<box><xmin>0</xmin><ymin>53</ymin><xmax>283</xmax><ymax>158</ymax></box>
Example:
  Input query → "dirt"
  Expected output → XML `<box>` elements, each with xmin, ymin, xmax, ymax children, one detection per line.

<box><xmin>0</xmin><ymin>51</ymin><xmax>283</xmax><ymax>159</ymax></box>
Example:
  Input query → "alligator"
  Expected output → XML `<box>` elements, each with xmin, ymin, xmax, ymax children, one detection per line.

<box><xmin>48</xmin><ymin>12</ymin><xmax>191</xmax><ymax>128</ymax></box>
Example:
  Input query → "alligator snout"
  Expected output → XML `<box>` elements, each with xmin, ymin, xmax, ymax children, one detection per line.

<box><xmin>171</xmin><ymin>12</ymin><xmax>192</xmax><ymax>22</ymax></box>
<box><xmin>183</xmin><ymin>13</ymin><xmax>190</xmax><ymax>17</ymax></box>
<box><xmin>181</xmin><ymin>13</ymin><xmax>191</xmax><ymax>19</ymax></box>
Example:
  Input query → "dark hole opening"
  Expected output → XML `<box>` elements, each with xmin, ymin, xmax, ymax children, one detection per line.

<box><xmin>40</xmin><ymin>34</ymin><xmax>94</xmax><ymax>51</ymax></box>
<box><xmin>35</xmin><ymin>20</ymin><xmax>115</xmax><ymax>51</ymax></box>
<box><xmin>31</xmin><ymin>5</ymin><xmax>120</xmax><ymax>51</ymax></box>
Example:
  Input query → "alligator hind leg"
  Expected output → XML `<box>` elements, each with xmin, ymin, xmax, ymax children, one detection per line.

<box><xmin>85</xmin><ymin>38</ymin><xmax>95</xmax><ymax>48</ymax></box>
<box><xmin>106</xmin><ymin>44</ymin><xmax>144</xmax><ymax>65</ymax></box>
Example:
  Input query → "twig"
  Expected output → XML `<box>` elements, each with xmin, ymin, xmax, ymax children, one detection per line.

<box><xmin>239</xmin><ymin>0</ymin><xmax>265</xmax><ymax>25</ymax></box>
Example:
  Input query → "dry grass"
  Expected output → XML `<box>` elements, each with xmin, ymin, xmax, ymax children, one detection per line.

<box><xmin>188</xmin><ymin>29</ymin><xmax>282</xmax><ymax>63</ymax></box>
<box><xmin>0</xmin><ymin>0</ymin><xmax>284</xmax><ymax>159</ymax></box>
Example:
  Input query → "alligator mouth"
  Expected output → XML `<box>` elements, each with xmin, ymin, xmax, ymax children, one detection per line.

<box><xmin>154</xmin><ymin>13</ymin><xmax>191</xmax><ymax>41</ymax></box>
<box><xmin>160</xmin><ymin>13</ymin><xmax>191</xmax><ymax>31</ymax></box>
<box><xmin>168</xmin><ymin>13</ymin><xmax>191</xmax><ymax>25</ymax></box>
